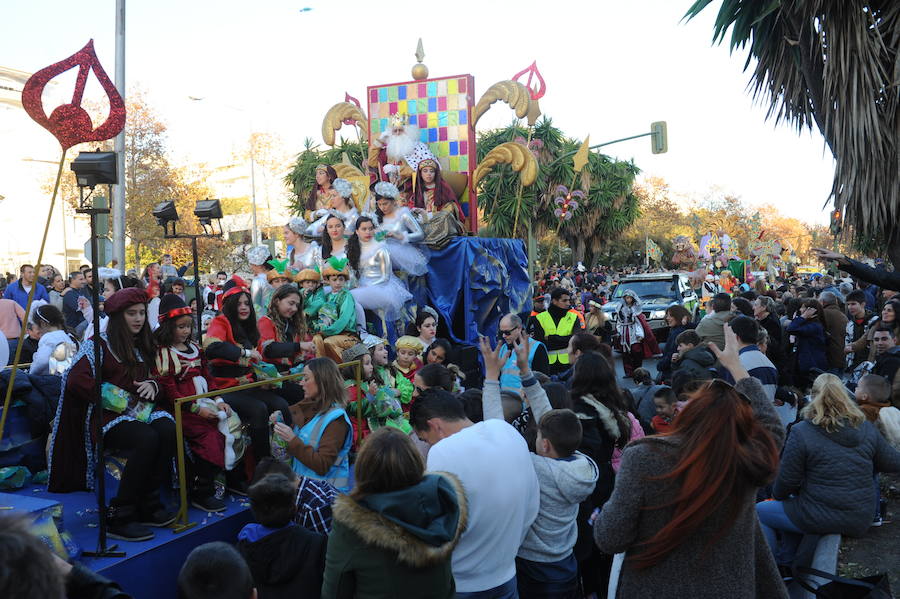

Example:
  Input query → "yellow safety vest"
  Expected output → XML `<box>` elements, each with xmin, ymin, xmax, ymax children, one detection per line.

<box><xmin>535</xmin><ymin>311</ymin><xmax>578</xmax><ymax>365</ymax></box>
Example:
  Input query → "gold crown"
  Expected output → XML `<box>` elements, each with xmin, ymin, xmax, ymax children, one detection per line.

<box><xmin>390</xmin><ymin>113</ymin><xmax>408</xmax><ymax>128</ymax></box>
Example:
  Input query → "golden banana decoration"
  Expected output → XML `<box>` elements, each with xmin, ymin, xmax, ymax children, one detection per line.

<box><xmin>332</xmin><ymin>163</ymin><xmax>364</xmax><ymax>179</ymax></box>
<box><xmin>321</xmin><ymin>102</ymin><xmax>368</xmax><ymax>146</ymax></box>
<box><xmin>473</xmin><ymin>81</ymin><xmax>531</xmax><ymax>126</ymax></box>
<box><xmin>472</xmin><ymin>142</ymin><xmax>538</xmax><ymax>188</ymax></box>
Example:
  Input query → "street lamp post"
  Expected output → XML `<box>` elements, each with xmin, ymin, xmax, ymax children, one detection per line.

<box><xmin>188</xmin><ymin>97</ymin><xmax>259</xmax><ymax>244</ymax></box>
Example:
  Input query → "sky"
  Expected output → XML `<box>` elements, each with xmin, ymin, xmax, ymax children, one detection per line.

<box><xmin>1</xmin><ymin>0</ymin><xmax>836</xmax><ymax>226</ymax></box>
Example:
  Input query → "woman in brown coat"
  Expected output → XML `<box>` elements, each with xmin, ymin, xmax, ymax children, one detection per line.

<box><xmin>594</xmin><ymin>323</ymin><xmax>787</xmax><ymax>599</ymax></box>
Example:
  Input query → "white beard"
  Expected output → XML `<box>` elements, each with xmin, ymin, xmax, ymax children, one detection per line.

<box><xmin>385</xmin><ymin>126</ymin><xmax>420</xmax><ymax>162</ymax></box>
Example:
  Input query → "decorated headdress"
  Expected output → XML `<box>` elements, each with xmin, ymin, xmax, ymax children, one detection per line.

<box><xmin>294</xmin><ymin>267</ymin><xmax>321</xmax><ymax>284</ymax></box>
<box><xmin>158</xmin><ymin>293</ymin><xmax>192</xmax><ymax>323</ymax></box>
<box><xmin>98</xmin><ymin>266</ymin><xmax>123</xmax><ymax>288</ymax></box>
<box><xmin>315</xmin><ymin>164</ymin><xmax>329</xmax><ymax>173</ymax></box>
<box><xmin>359</xmin><ymin>211</ymin><xmax>381</xmax><ymax>227</ymax></box>
<box><xmin>287</xmin><ymin>216</ymin><xmax>309</xmax><ymax>235</ymax></box>
<box><xmin>266</xmin><ymin>258</ymin><xmax>291</xmax><ymax>283</ymax></box>
<box><xmin>420</xmin><ymin>305</ymin><xmax>439</xmax><ymax>324</ymax></box>
<box><xmin>389</xmin><ymin>113</ymin><xmax>408</xmax><ymax>128</ymax></box>
<box><xmin>341</xmin><ymin>343</ymin><xmax>369</xmax><ymax>364</ymax></box>
<box><xmin>360</xmin><ymin>332</ymin><xmax>387</xmax><ymax>349</ymax></box>
<box><xmin>321</xmin><ymin>256</ymin><xmax>350</xmax><ymax>278</ymax></box>
<box><xmin>333</xmin><ymin>178</ymin><xmax>352</xmax><ymax>199</ymax></box>
<box><xmin>373</xmin><ymin>181</ymin><xmax>399</xmax><ymax>200</ymax></box>
<box><xmin>395</xmin><ymin>335</ymin><xmax>424</xmax><ymax>352</ymax></box>
<box><xmin>418</xmin><ymin>158</ymin><xmax>438</xmax><ymax>170</ymax></box>
<box><xmin>247</xmin><ymin>245</ymin><xmax>271</xmax><ymax>267</ymax></box>
<box><xmin>221</xmin><ymin>275</ymin><xmax>250</xmax><ymax>302</ymax></box>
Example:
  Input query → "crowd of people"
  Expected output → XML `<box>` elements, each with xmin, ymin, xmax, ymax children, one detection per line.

<box><xmin>2</xmin><ymin>235</ymin><xmax>900</xmax><ymax>599</ymax></box>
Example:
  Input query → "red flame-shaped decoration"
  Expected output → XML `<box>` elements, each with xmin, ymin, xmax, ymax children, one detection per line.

<box><xmin>511</xmin><ymin>61</ymin><xmax>546</xmax><ymax>100</ymax></box>
<box><xmin>21</xmin><ymin>40</ymin><xmax>126</xmax><ymax>150</ymax></box>
<box><xmin>343</xmin><ymin>92</ymin><xmax>361</xmax><ymax>125</ymax></box>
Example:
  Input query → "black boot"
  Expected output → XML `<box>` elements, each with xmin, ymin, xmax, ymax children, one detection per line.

<box><xmin>225</xmin><ymin>468</ymin><xmax>249</xmax><ymax>497</ymax></box>
<box><xmin>138</xmin><ymin>491</ymin><xmax>177</xmax><ymax>527</ymax></box>
<box><xmin>191</xmin><ymin>477</ymin><xmax>226</xmax><ymax>512</ymax></box>
<box><xmin>107</xmin><ymin>501</ymin><xmax>154</xmax><ymax>542</ymax></box>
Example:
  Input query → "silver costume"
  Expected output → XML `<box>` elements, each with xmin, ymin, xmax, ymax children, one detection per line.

<box><xmin>289</xmin><ymin>240</ymin><xmax>320</xmax><ymax>272</ymax></box>
<box><xmin>306</xmin><ymin>207</ymin><xmax>359</xmax><ymax>238</ymax></box>
<box><xmin>379</xmin><ymin>207</ymin><xmax>424</xmax><ymax>243</ymax></box>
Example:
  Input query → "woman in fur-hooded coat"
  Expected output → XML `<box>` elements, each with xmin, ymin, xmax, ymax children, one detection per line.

<box><xmin>321</xmin><ymin>471</ymin><xmax>467</xmax><ymax>599</ymax></box>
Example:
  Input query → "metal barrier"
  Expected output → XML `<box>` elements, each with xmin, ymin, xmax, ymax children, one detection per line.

<box><xmin>169</xmin><ymin>360</ymin><xmax>362</xmax><ymax>532</ymax></box>
<box><xmin>1</xmin><ymin>363</ymin><xmax>32</xmax><ymax>370</ymax></box>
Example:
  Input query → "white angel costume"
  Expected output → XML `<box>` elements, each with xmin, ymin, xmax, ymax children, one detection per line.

<box><xmin>286</xmin><ymin>216</ymin><xmax>320</xmax><ymax>273</ymax></box>
<box><xmin>350</xmin><ymin>240</ymin><xmax>412</xmax><ymax>322</ymax></box>
<box><xmin>306</xmin><ymin>179</ymin><xmax>360</xmax><ymax>237</ymax></box>
<box><xmin>307</xmin><ymin>206</ymin><xmax>359</xmax><ymax>238</ymax></box>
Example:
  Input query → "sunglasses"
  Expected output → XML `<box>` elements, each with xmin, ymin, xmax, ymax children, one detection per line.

<box><xmin>705</xmin><ymin>378</ymin><xmax>751</xmax><ymax>404</ymax></box>
<box><xmin>498</xmin><ymin>327</ymin><xmax>519</xmax><ymax>337</ymax></box>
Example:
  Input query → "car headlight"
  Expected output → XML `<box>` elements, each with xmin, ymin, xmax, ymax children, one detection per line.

<box><xmin>651</xmin><ymin>310</ymin><xmax>666</xmax><ymax>319</ymax></box>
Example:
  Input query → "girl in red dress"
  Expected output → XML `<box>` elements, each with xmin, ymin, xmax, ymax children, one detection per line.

<box><xmin>153</xmin><ymin>294</ymin><xmax>233</xmax><ymax>512</ymax></box>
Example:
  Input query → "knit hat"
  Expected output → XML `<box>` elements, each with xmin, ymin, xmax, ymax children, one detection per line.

<box><xmin>321</xmin><ymin>256</ymin><xmax>350</xmax><ymax>278</ymax></box>
<box><xmin>247</xmin><ymin>245</ymin><xmax>271</xmax><ymax>267</ymax></box>
<box><xmin>105</xmin><ymin>287</ymin><xmax>149</xmax><ymax>315</ymax></box>
<box><xmin>158</xmin><ymin>294</ymin><xmax>191</xmax><ymax>323</ymax></box>
<box><xmin>341</xmin><ymin>343</ymin><xmax>369</xmax><ymax>364</ymax></box>
<box><xmin>294</xmin><ymin>268</ymin><xmax>321</xmax><ymax>284</ymax></box>
<box><xmin>395</xmin><ymin>335</ymin><xmax>424</xmax><ymax>352</ymax></box>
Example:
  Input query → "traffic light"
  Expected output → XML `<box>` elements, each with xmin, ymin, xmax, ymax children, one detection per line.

<box><xmin>650</xmin><ymin>121</ymin><xmax>668</xmax><ymax>154</ymax></box>
<box><xmin>830</xmin><ymin>208</ymin><xmax>842</xmax><ymax>235</ymax></box>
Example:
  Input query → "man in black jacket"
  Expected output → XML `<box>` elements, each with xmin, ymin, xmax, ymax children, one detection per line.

<box><xmin>814</xmin><ymin>248</ymin><xmax>900</xmax><ymax>291</ymax></box>
<box><xmin>871</xmin><ymin>325</ymin><xmax>900</xmax><ymax>385</ymax></box>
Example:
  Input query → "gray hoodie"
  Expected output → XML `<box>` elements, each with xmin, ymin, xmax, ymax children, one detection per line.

<box><xmin>483</xmin><ymin>378</ymin><xmax>599</xmax><ymax>562</ymax></box>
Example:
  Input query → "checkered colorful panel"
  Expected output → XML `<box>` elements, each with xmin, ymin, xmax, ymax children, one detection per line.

<box><xmin>368</xmin><ymin>75</ymin><xmax>476</xmax><ymax>217</ymax></box>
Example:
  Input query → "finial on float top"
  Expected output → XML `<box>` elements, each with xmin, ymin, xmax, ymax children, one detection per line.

<box><xmin>412</xmin><ymin>38</ymin><xmax>429</xmax><ymax>81</ymax></box>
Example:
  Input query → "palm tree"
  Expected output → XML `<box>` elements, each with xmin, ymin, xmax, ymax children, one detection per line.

<box><xmin>477</xmin><ymin>118</ymin><xmax>640</xmax><ymax>267</ymax></box>
<box><xmin>684</xmin><ymin>1</ymin><xmax>900</xmax><ymax>265</ymax></box>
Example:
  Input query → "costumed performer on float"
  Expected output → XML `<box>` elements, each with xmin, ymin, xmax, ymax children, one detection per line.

<box><xmin>348</xmin><ymin>215</ymin><xmax>413</xmax><ymax>324</ymax></box>
<box><xmin>296</xmin><ymin>267</ymin><xmax>326</xmax><ymax>319</ymax></box>
<box><xmin>247</xmin><ymin>245</ymin><xmax>274</xmax><ymax>318</ymax></box>
<box><xmin>284</xmin><ymin>217</ymin><xmax>319</xmax><ymax>273</ymax></box>
<box><xmin>311</xmin><ymin>256</ymin><xmax>361</xmax><ymax>362</ymax></box>
<box><xmin>373</xmin><ymin>182</ymin><xmax>428</xmax><ymax>276</ymax></box>
<box><xmin>153</xmin><ymin>294</ymin><xmax>234</xmax><ymax>513</ymax></box>
<box><xmin>258</xmin><ymin>284</ymin><xmax>316</xmax><ymax>373</ymax></box>
<box><xmin>305</xmin><ymin>164</ymin><xmax>341</xmax><ymax>221</ymax></box>
<box><xmin>306</xmin><ymin>177</ymin><xmax>359</xmax><ymax>237</ymax></box>
<box><xmin>48</xmin><ymin>287</ymin><xmax>177</xmax><ymax>542</ymax></box>
<box><xmin>412</xmin><ymin>158</ymin><xmax>464</xmax><ymax>223</ymax></box>
<box><xmin>368</xmin><ymin>113</ymin><xmax>436</xmax><ymax>201</ymax></box>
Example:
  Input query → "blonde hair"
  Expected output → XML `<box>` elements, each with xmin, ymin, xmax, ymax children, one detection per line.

<box><xmin>801</xmin><ymin>373</ymin><xmax>865</xmax><ymax>432</ymax></box>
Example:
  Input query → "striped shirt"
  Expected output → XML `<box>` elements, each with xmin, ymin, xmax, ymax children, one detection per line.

<box><xmin>721</xmin><ymin>345</ymin><xmax>778</xmax><ymax>402</ymax></box>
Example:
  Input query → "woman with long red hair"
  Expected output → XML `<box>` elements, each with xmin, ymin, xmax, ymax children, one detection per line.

<box><xmin>593</xmin><ymin>323</ymin><xmax>787</xmax><ymax>598</ymax></box>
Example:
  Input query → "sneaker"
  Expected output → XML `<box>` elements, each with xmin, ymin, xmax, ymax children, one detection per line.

<box><xmin>107</xmin><ymin>519</ymin><xmax>154</xmax><ymax>542</ymax></box>
<box><xmin>192</xmin><ymin>494</ymin><xmax>227</xmax><ymax>513</ymax></box>
<box><xmin>872</xmin><ymin>516</ymin><xmax>883</xmax><ymax>527</ymax></box>
<box><xmin>107</xmin><ymin>505</ymin><xmax>155</xmax><ymax>542</ymax></box>
<box><xmin>139</xmin><ymin>506</ymin><xmax>177</xmax><ymax>527</ymax></box>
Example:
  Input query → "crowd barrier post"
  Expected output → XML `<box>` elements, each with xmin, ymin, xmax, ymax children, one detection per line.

<box><xmin>170</xmin><ymin>360</ymin><xmax>361</xmax><ymax>532</ymax></box>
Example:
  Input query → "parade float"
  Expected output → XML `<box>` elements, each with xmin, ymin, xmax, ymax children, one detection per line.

<box><xmin>298</xmin><ymin>40</ymin><xmax>548</xmax><ymax>346</ymax></box>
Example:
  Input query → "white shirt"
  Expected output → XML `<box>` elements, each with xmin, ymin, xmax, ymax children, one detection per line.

<box><xmin>427</xmin><ymin>419</ymin><xmax>540</xmax><ymax>592</ymax></box>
